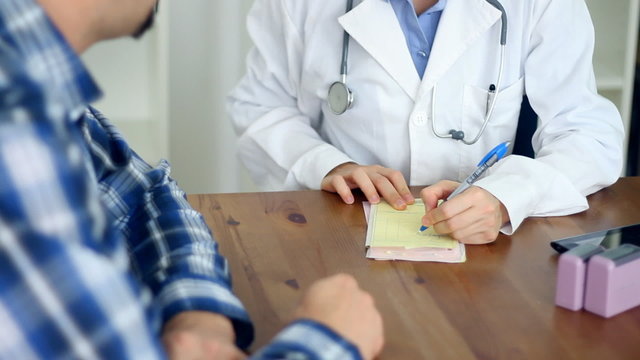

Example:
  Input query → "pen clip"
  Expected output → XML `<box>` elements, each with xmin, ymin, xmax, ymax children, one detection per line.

<box><xmin>477</xmin><ymin>141</ymin><xmax>511</xmax><ymax>167</ymax></box>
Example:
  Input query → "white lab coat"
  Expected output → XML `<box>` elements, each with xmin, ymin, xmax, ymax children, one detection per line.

<box><xmin>227</xmin><ymin>0</ymin><xmax>624</xmax><ymax>233</ymax></box>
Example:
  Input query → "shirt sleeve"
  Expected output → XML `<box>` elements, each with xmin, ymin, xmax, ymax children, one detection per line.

<box><xmin>82</xmin><ymin>107</ymin><xmax>255</xmax><ymax>349</ymax></box>
<box><xmin>226</xmin><ymin>0</ymin><xmax>354</xmax><ymax>191</ymax></box>
<box><xmin>250</xmin><ymin>320</ymin><xmax>363</xmax><ymax>360</ymax></box>
<box><xmin>0</xmin><ymin>51</ymin><xmax>166</xmax><ymax>359</ymax></box>
<box><xmin>475</xmin><ymin>0</ymin><xmax>624</xmax><ymax>233</ymax></box>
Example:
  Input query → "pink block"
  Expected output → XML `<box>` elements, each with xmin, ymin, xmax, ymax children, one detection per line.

<box><xmin>584</xmin><ymin>245</ymin><xmax>640</xmax><ymax>318</ymax></box>
<box><xmin>555</xmin><ymin>253</ymin><xmax>587</xmax><ymax>311</ymax></box>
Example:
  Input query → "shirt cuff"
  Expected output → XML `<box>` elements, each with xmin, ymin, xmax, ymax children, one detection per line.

<box><xmin>288</xmin><ymin>144</ymin><xmax>355</xmax><ymax>190</ymax></box>
<box><xmin>474</xmin><ymin>155</ymin><xmax>588</xmax><ymax>234</ymax></box>
<box><xmin>155</xmin><ymin>277</ymin><xmax>254</xmax><ymax>349</ymax></box>
<box><xmin>251</xmin><ymin>319</ymin><xmax>362</xmax><ymax>360</ymax></box>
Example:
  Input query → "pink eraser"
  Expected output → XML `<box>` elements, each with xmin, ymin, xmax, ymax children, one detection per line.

<box><xmin>555</xmin><ymin>244</ymin><xmax>604</xmax><ymax>311</ymax></box>
<box><xmin>584</xmin><ymin>244</ymin><xmax>640</xmax><ymax>318</ymax></box>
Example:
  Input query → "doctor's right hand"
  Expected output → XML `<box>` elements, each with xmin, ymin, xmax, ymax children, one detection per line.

<box><xmin>321</xmin><ymin>162</ymin><xmax>415</xmax><ymax>210</ymax></box>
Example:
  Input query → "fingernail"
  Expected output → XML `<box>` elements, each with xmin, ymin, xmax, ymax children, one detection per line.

<box><xmin>395</xmin><ymin>200</ymin><xmax>406</xmax><ymax>209</ymax></box>
<box><xmin>346</xmin><ymin>196</ymin><xmax>354</xmax><ymax>204</ymax></box>
<box><xmin>370</xmin><ymin>196</ymin><xmax>380</xmax><ymax>203</ymax></box>
<box><xmin>403</xmin><ymin>194</ymin><xmax>415</xmax><ymax>203</ymax></box>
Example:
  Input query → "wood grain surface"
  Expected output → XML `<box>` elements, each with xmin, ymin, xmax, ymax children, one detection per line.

<box><xmin>188</xmin><ymin>177</ymin><xmax>640</xmax><ymax>359</ymax></box>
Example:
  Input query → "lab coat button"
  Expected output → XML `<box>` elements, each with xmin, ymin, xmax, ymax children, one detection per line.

<box><xmin>413</xmin><ymin>112</ymin><xmax>427</xmax><ymax>126</ymax></box>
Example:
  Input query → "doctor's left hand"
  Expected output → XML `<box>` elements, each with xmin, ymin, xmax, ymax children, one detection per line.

<box><xmin>420</xmin><ymin>180</ymin><xmax>510</xmax><ymax>244</ymax></box>
<box><xmin>321</xmin><ymin>162</ymin><xmax>415</xmax><ymax>210</ymax></box>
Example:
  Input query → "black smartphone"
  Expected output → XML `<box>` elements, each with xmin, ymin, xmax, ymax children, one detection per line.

<box><xmin>550</xmin><ymin>222</ymin><xmax>640</xmax><ymax>254</ymax></box>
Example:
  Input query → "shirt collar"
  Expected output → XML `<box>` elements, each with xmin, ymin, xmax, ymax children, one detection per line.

<box><xmin>0</xmin><ymin>0</ymin><xmax>101</xmax><ymax>113</ymax></box>
<box><xmin>391</xmin><ymin>0</ymin><xmax>448</xmax><ymax>14</ymax></box>
<box><xmin>429</xmin><ymin>0</ymin><xmax>447</xmax><ymax>13</ymax></box>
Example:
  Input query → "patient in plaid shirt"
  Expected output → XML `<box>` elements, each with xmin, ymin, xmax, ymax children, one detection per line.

<box><xmin>0</xmin><ymin>0</ymin><xmax>383</xmax><ymax>359</ymax></box>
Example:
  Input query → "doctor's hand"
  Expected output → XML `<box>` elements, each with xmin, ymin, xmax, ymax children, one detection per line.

<box><xmin>420</xmin><ymin>180</ymin><xmax>510</xmax><ymax>244</ymax></box>
<box><xmin>321</xmin><ymin>162</ymin><xmax>415</xmax><ymax>210</ymax></box>
<box><xmin>162</xmin><ymin>311</ymin><xmax>246</xmax><ymax>360</ymax></box>
<box><xmin>294</xmin><ymin>274</ymin><xmax>384</xmax><ymax>360</ymax></box>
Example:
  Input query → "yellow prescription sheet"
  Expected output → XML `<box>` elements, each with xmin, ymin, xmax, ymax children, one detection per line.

<box><xmin>365</xmin><ymin>200</ymin><xmax>457</xmax><ymax>249</ymax></box>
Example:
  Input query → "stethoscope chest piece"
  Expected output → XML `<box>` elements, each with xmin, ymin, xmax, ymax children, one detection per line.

<box><xmin>328</xmin><ymin>81</ymin><xmax>354</xmax><ymax>115</ymax></box>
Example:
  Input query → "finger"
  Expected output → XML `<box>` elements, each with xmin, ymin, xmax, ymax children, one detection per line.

<box><xmin>195</xmin><ymin>339</ymin><xmax>246</xmax><ymax>360</ymax></box>
<box><xmin>431</xmin><ymin>187</ymin><xmax>497</xmax><ymax>232</ymax></box>
<box><xmin>430</xmin><ymin>205</ymin><xmax>480</xmax><ymax>235</ymax></box>
<box><xmin>163</xmin><ymin>333</ymin><xmax>199</xmax><ymax>359</ymax></box>
<box><xmin>330</xmin><ymin>273</ymin><xmax>358</xmax><ymax>289</ymax></box>
<box><xmin>366</xmin><ymin>292</ymin><xmax>385</xmax><ymax>355</ymax></box>
<box><xmin>378</xmin><ymin>168</ymin><xmax>414</xmax><ymax>204</ymax></box>
<box><xmin>205</xmin><ymin>343</ymin><xmax>247</xmax><ymax>360</ymax></box>
<box><xmin>373</xmin><ymin>313</ymin><xmax>385</xmax><ymax>358</ymax></box>
<box><xmin>450</xmin><ymin>219</ymin><xmax>499</xmax><ymax>244</ymax></box>
<box><xmin>352</xmin><ymin>290</ymin><xmax>383</xmax><ymax>360</ymax></box>
<box><xmin>370</xmin><ymin>173</ymin><xmax>406</xmax><ymax>210</ymax></box>
<box><xmin>438</xmin><ymin>201</ymin><xmax>501</xmax><ymax>243</ymax></box>
<box><xmin>459</xmin><ymin>231</ymin><xmax>498</xmax><ymax>245</ymax></box>
<box><xmin>436</xmin><ymin>187</ymin><xmax>503</xmax><ymax>236</ymax></box>
<box><xmin>420</xmin><ymin>180</ymin><xmax>459</xmax><ymax>211</ymax></box>
<box><xmin>421</xmin><ymin>213</ymin><xmax>430</xmax><ymax>228</ymax></box>
<box><xmin>331</xmin><ymin>176</ymin><xmax>355</xmax><ymax>204</ymax></box>
<box><xmin>426</xmin><ymin>191</ymin><xmax>473</xmax><ymax>226</ymax></box>
<box><xmin>352</xmin><ymin>169</ymin><xmax>381</xmax><ymax>204</ymax></box>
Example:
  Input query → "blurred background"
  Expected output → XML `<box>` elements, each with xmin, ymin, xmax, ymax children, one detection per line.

<box><xmin>82</xmin><ymin>0</ymin><xmax>640</xmax><ymax>195</ymax></box>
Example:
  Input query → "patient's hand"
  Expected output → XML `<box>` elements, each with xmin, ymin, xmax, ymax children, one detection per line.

<box><xmin>294</xmin><ymin>274</ymin><xmax>385</xmax><ymax>360</ymax></box>
<box><xmin>162</xmin><ymin>311</ymin><xmax>245</xmax><ymax>360</ymax></box>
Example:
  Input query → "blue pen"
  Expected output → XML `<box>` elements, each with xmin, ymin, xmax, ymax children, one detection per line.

<box><xmin>419</xmin><ymin>141</ymin><xmax>511</xmax><ymax>233</ymax></box>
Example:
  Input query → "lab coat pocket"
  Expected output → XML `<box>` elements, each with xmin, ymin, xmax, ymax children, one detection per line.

<box><xmin>462</xmin><ymin>77</ymin><xmax>525</xmax><ymax>140</ymax></box>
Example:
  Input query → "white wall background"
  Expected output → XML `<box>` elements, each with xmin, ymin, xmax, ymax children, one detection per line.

<box><xmin>167</xmin><ymin>0</ymin><xmax>256</xmax><ymax>194</ymax></box>
<box><xmin>84</xmin><ymin>1</ymin><xmax>256</xmax><ymax>195</ymax></box>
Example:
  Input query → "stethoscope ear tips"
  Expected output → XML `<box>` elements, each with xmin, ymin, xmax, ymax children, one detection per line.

<box><xmin>449</xmin><ymin>129</ymin><xmax>465</xmax><ymax>141</ymax></box>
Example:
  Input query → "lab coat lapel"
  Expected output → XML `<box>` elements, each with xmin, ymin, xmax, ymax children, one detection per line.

<box><xmin>420</xmin><ymin>0</ymin><xmax>502</xmax><ymax>91</ymax></box>
<box><xmin>339</xmin><ymin>0</ymin><xmax>420</xmax><ymax>101</ymax></box>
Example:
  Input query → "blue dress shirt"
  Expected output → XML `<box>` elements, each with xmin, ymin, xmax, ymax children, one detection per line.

<box><xmin>390</xmin><ymin>0</ymin><xmax>447</xmax><ymax>79</ymax></box>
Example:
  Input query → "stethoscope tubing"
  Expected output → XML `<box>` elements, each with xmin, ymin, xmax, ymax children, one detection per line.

<box><xmin>340</xmin><ymin>0</ymin><xmax>354</xmax><ymax>77</ymax></box>
<box><xmin>329</xmin><ymin>0</ymin><xmax>508</xmax><ymax>145</ymax></box>
<box><xmin>431</xmin><ymin>44</ymin><xmax>506</xmax><ymax>145</ymax></box>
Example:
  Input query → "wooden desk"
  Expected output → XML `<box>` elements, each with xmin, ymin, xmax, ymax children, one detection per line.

<box><xmin>188</xmin><ymin>177</ymin><xmax>640</xmax><ymax>359</ymax></box>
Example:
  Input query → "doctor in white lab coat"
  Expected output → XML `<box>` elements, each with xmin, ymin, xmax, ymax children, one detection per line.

<box><xmin>227</xmin><ymin>0</ymin><xmax>624</xmax><ymax>244</ymax></box>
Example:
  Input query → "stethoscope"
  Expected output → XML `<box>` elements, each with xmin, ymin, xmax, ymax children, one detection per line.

<box><xmin>327</xmin><ymin>0</ymin><xmax>508</xmax><ymax>145</ymax></box>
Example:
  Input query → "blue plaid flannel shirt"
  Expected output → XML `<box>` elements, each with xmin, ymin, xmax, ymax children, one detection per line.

<box><xmin>0</xmin><ymin>1</ymin><xmax>361</xmax><ymax>359</ymax></box>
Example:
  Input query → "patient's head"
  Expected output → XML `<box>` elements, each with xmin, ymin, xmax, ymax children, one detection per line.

<box><xmin>37</xmin><ymin>0</ymin><xmax>157</xmax><ymax>53</ymax></box>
